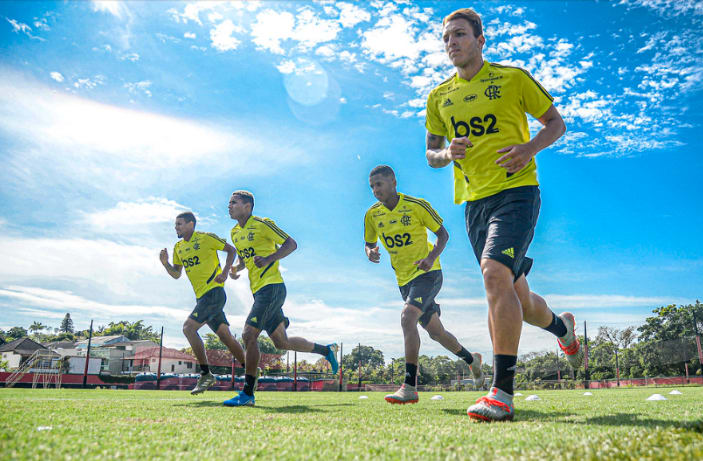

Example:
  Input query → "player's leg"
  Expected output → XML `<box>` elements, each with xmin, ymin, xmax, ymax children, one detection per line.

<box><xmin>514</xmin><ymin>275</ymin><xmax>582</xmax><ymax>368</ymax></box>
<box><xmin>385</xmin><ymin>303</ymin><xmax>422</xmax><ymax>404</ymax></box>
<box><xmin>223</xmin><ymin>323</ymin><xmax>261</xmax><ymax>407</ymax></box>
<box><xmin>268</xmin><ymin>323</ymin><xmax>338</xmax><ymax>373</ymax></box>
<box><xmin>183</xmin><ymin>315</ymin><xmax>216</xmax><ymax>395</ymax></box>
<box><xmin>422</xmin><ymin>312</ymin><xmax>485</xmax><ymax>388</ymax></box>
<box><xmin>214</xmin><ymin>323</ymin><xmax>246</xmax><ymax>367</ymax></box>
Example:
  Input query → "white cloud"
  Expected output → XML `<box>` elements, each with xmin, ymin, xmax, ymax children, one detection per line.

<box><xmin>91</xmin><ymin>1</ymin><xmax>129</xmax><ymax>19</ymax></box>
<box><xmin>84</xmin><ymin>198</ymin><xmax>190</xmax><ymax>232</ymax></box>
<box><xmin>119</xmin><ymin>53</ymin><xmax>140</xmax><ymax>62</ymax></box>
<box><xmin>124</xmin><ymin>80</ymin><xmax>152</xmax><ymax>98</ymax></box>
<box><xmin>50</xmin><ymin>71</ymin><xmax>64</xmax><ymax>82</ymax></box>
<box><xmin>210</xmin><ymin>19</ymin><xmax>242</xmax><ymax>51</ymax></box>
<box><xmin>337</xmin><ymin>3</ymin><xmax>371</xmax><ymax>28</ymax></box>
<box><xmin>73</xmin><ymin>75</ymin><xmax>106</xmax><ymax>89</ymax></box>
<box><xmin>184</xmin><ymin>32</ymin><xmax>196</xmax><ymax>39</ymax></box>
<box><xmin>250</xmin><ymin>8</ymin><xmax>342</xmax><ymax>55</ymax></box>
<box><xmin>6</xmin><ymin>17</ymin><xmax>31</xmax><ymax>34</ymax></box>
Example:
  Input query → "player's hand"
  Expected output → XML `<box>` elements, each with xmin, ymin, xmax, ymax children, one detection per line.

<box><xmin>366</xmin><ymin>246</ymin><xmax>380</xmax><ymax>263</ymax></box>
<box><xmin>447</xmin><ymin>136</ymin><xmax>472</xmax><ymax>160</ymax></box>
<box><xmin>229</xmin><ymin>266</ymin><xmax>241</xmax><ymax>280</ymax></box>
<box><xmin>414</xmin><ymin>256</ymin><xmax>434</xmax><ymax>272</ymax></box>
<box><xmin>254</xmin><ymin>255</ymin><xmax>272</xmax><ymax>268</ymax></box>
<box><xmin>496</xmin><ymin>143</ymin><xmax>535</xmax><ymax>173</ymax></box>
<box><xmin>159</xmin><ymin>248</ymin><xmax>169</xmax><ymax>265</ymax></box>
<box><xmin>214</xmin><ymin>272</ymin><xmax>228</xmax><ymax>284</ymax></box>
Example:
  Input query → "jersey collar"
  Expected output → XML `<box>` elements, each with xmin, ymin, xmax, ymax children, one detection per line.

<box><xmin>455</xmin><ymin>60</ymin><xmax>490</xmax><ymax>84</ymax></box>
<box><xmin>380</xmin><ymin>193</ymin><xmax>404</xmax><ymax>213</ymax></box>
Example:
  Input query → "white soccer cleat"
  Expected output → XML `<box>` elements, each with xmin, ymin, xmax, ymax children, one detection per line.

<box><xmin>471</xmin><ymin>352</ymin><xmax>485</xmax><ymax>390</ymax></box>
<box><xmin>190</xmin><ymin>372</ymin><xmax>216</xmax><ymax>395</ymax></box>
<box><xmin>384</xmin><ymin>383</ymin><xmax>419</xmax><ymax>404</ymax></box>
<box><xmin>557</xmin><ymin>312</ymin><xmax>583</xmax><ymax>369</ymax></box>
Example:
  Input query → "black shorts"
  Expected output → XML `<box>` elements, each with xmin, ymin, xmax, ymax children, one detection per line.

<box><xmin>465</xmin><ymin>185</ymin><xmax>540</xmax><ymax>280</ymax></box>
<box><xmin>399</xmin><ymin>270</ymin><xmax>442</xmax><ymax>327</ymax></box>
<box><xmin>189</xmin><ymin>286</ymin><xmax>229</xmax><ymax>331</ymax></box>
<box><xmin>246</xmin><ymin>283</ymin><xmax>289</xmax><ymax>335</ymax></box>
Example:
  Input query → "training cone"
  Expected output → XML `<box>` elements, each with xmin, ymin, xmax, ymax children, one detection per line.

<box><xmin>669</xmin><ymin>390</ymin><xmax>682</xmax><ymax>395</ymax></box>
<box><xmin>583</xmin><ymin>392</ymin><xmax>593</xmax><ymax>396</ymax></box>
<box><xmin>359</xmin><ymin>395</ymin><xmax>368</xmax><ymax>399</ymax></box>
<box><xmin>646</xmin><ymin>394</ymin><xmax>667</xmax><ymax>401</ymax></box>
<box><xmin>525</xmin><ymin>395</ymin><xmax>541</xmax><ymax>401</ymax></box>
<box><xmin>514</xmin><ymin>392</ymin><xmax>523</xmax><ymax>396</ymax></box>
<box><xmin>430</xmin><ymin>395</ymin><xmax>444</xmax><ymax>400</ymax></box>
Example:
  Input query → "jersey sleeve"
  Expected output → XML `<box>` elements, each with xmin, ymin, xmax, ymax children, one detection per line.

<box><xmin>261</xmin><ymin>218</ymin><xmax>289</xmax><ymax>245</ymax></box>
<box><xmin>172</xmin><ymin>244</ymin><xmax>182</xmax><ymax>266</ymax></box>
<box><xmin>414</xmin><ymin>199</ymin><xmax>443</xmax><ymax>233</ymax></box>
<box><xmin>202</xmin><ymin>232</ymin><xmax>227</xmax><ymax>251</ymax></box>
<box><xmin>363</xmin><ymin>210</ymin><xmax>377</xmax><ymax>244</ymax></box>
<box><xmin>519</xmin><ymin>68</ymin><xmax>554</xmax><ymax>119</ymax></box>
<box><xmin>424</xmin><ymin>90</ymin><xmax>448</xmax><ymax>137</ymax></box>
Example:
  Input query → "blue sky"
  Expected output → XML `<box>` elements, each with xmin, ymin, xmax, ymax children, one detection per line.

<box><xmin>1</xmin><ymin>1</ymin><xmax>701</xmax><ymax>363</ymax></box>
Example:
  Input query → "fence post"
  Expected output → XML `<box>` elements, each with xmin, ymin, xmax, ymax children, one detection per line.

<box><xmin>583</xmin><ymin>320</ymin><xmax>590</xmax><ymax>389</ymax></box>
<box><xmin>293</xmin><ymin>351</ymin><xmax>297</xmax><ymax>392</ymax></box>
<box><xmin>156</xmin><ymin>326</ymin><xmax>163</xmax><ymax>390</ymax></box>
<box><xmin>615</xmin><ymin>347</ymin><xmax>620</xmax><ymax>387</ymax></box>
<box><xmin>338</xmin><ymin>342</ymin><xmax>343</xmax><ymax>392</ymax></box>
<box><xmin>694</xmin><ymin>312</ymin><xmax>703</xmax><ymax>377</ymax></box>
<box><xmin>82</xmin><ymin>320</ymin><xmax>94</xmax><ymax>389</ymax></box>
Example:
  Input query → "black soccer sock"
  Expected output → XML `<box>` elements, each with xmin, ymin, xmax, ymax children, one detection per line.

<box><xmin>200</xmin><ymin>364</ymin><xmax>209</xmax><ymax>375</ymax></box>
<box><xmin>455</xmin><ymin>346</ymin><xmax>474</xmax><ymax>365</ymax></box>
<box><xmin>311</xmin><ymin>343</ymin><xmax>329</xmax><ymax>356</ymax></box>
<box><xmin>491</xmin><ymin>354</ymin><xmax>517</xmax><ymax>395</ymax></box>
<box><xmin>243</xmin><ymin>374</ymin><xmax>256</xmax><ymax>396</ymax></box>
<box><xmin>404</xmin><ymin>363</ymin><xmax>418</xmax><ymax>386</ymax></box>
<box><xmin>542</xmin><ymin>312</ymin><xmax>568</xmax><ymax>338</ymax></box>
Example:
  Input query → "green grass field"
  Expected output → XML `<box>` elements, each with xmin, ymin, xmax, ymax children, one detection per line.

<box><xmin>1</xmin><ymin>387</ymin><xmax>702</xmax><ymax>460</ymax></box>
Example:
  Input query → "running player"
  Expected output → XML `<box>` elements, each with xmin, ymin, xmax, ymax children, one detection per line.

<box><xmin>223</xmin><ymin>190</ymin><xmax>338</xmax><ymax>407</ymax></box>
<box><xmin>364</xmin><ymin>165</ymin><xmax>485</xmax><ymax>404</ymax></box>
<box><xmin>160</xmin><ymin>211</ymin><xmax>246</xmax><ymax>395</ymax></box>
<box><xmin>424</xmin><ymin>9</ymin><xmax>582</xmax><ymax>421</ymax></box>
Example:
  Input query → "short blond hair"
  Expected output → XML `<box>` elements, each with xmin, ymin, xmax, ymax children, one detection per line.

<box><xmin>443</xmin><ymin>8</ymin><xmax>483</xmax><ymax>37</ymax></box>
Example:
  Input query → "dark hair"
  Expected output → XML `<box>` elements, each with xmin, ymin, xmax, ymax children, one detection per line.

<box><xmin>176</xmin><ymin>212</ymin><xmax>196</xmax><ymax>226</ymax></box>
<box><xmin>232</xmin><ymin>190</ymin><xmax>254</xmax><ymax>209</ymax></box>
<box><xmin>443</xmin><ymin>8</ymin><xmax>483</xmax><ymax>38</ymax></box>
<box><xmin>369</xmin><ymin>165</ymin><xmax>395</xmax><ymax>178</ymax></box>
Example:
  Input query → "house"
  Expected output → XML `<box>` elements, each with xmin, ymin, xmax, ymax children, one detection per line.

<box><xmin>126</xmin><ymin>347</ymin><xmax>197</xmax><ymax>374</ymax></box>
<box><xmin>0</xmin><ymin>337</ymin><xmax>49</xmax><ymax>369</ymax></box>
<box><xmin>74</xmin><ymin>335</ymin><xmax>130</xmax><ymax>349</ymax></box>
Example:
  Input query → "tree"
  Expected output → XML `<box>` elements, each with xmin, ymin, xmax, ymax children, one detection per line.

<box><xmin>29</xmin><ymin>322</ymin><xmax>47</xmax><ymax>334</ymax></box>
<box><xmin>205</xmin><ymin>333</ymin><xmax>227</xmax><ymax>350</ymax></box>
<box><xmin>5</xmin><ymin>326</ymin><xmax>28</xmax><ymax>341</ymax></box>
<box><xmin>60</xmin><ymin>313</ymin><xmax>74</xmax><ymax>333</ymax></box>
<box><xmin>95</xmin><ymin>320</ymin><xmax>159</xmax><ymax>342</ymax></box>
<box><xmin>637</xmin><ymin>301</ymin><xmax>703</xmax><ymax>342</ymax></box>
<box><xmin>341</xmin><ymin>345</ymin><xmax>384</xmax><ymax>370</ymax></box>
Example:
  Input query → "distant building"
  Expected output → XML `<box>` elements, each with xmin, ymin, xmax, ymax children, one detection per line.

<box><xmin>126</xmin><ymin>347</ymin><xmax>197</xmax><ymax>374</ymax></box>
<box><xmin>0</xmin><ymin>337</ymin><xmax>49</xmax><ymax>369</ymax></box>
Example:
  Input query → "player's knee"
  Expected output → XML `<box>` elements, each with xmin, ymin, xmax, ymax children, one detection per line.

<box><xmin>426</xmin><ymin>327</ymin><xmax>443</xmax><ymax>342</ymax></box>
<box><xmin>400</xmin><ymin>308</ymin><xmax>417</xmax><ymax>331</ymax></box>
<box><xmin>182</xmin><ymin>322</ymin><xmax>195</xmax><ymax>336</ymax></box>
<box><xmin>481</xmin><ymin>263</ymin><xmax>512</xmax><ymax>294</ymax></box>
<box><xmin>271</xmin><ymin>337</ymin><xmax>287</xmax><ymax>349</ymax></box>
<box><xmin>242</xmin><ymin>330</ymin><xmax>256</xmax><ymax>345</ymax></box>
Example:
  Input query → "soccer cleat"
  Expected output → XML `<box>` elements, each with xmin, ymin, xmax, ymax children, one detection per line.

<box><xmin>467</xmin><ymin>389</ymin><xmax>514</xmax><ymax>422</ymax></box>
<box><xmin>223</xmin><ymin>390</ymin><xmax>256</xmax><ymax>407</ymax></box>
<box><xmin>384</xmin><ymin>384</ymin><xmax>419</xmax><ymax>404</ymax></box>
<box><xmin>190</xmin><ymin>372</ymin><xmax>216</xmax><ymax>395</ymax></box>
<box><xmin>325</xmin><ymin>344</ymin><xmax>339</xmax><ymax>374</ymax></box>
<box><xmin>471</xmin><ymin>352</ymin><xmax>485</xmax><ymax>390</ymax></box>
<box><xmin>557</xmin><ymin>312</ymin><xmax>583</xmax><ymax>369</ymax></box>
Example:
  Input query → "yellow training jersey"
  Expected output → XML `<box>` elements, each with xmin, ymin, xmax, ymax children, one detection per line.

<box><xmin>425</xmin><ymin>61</ymin><xmax>554</xmax><ymax>203</ymax></box>
<box><xmin>230</xmin><ymin>215</ymin><xmax>290</xmax><ymax>294</ymax></box>
<box><xmin>364</xmin><ymin>193</ymin><xmax>443</xmax><ymax>286</ymax></box>
<box><xmin>173</xmin><ymin>231</ymin><xmax>227</xmax><ymax>299</ymax></box>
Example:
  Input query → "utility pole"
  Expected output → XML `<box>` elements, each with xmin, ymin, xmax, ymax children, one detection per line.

<box><xmin>338</xmin><ymin>342</ymin><xmax>343</xmax><ymax>392</ymax></box>
<box><xmin>156</xmin><ymin>326</ymin><xmax>164</xmax><ymax>390</ymax></box>
<box><xmin>614</xmin><ymin>347</ymin><xmax>620</xmax><ymax>387</ymax></box>
<box><xmin>583</xmin><ymin>320</ymin><xmax>590</xmax><ymax>389</ymax></box>
<box><xmin>82</xmin><ymin>320</ymin><xmax>93</xmax><ymax>389</ymax></box>
<box><xmin>694</xmin><ymin>311</ymin><xmax>703</xmax><ymax>377</ymax></box>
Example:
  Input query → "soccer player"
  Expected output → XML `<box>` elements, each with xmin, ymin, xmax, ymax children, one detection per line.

<box><xmin>223</xmin><ymin>190</ymin><xmax>338</xmax><ymax>407</ymax></box>
<box><xmin>424</xmin><ymin>9</ymin><xmax>582</xmax><ymax>421</ymax></box>
<box><xmin>364</xmin><ymin>165</ymin><xmax>485</xmax><ymax>404</ymax></box>
<box><xmin>160</xmin><ymin>211</ymin><xmax>247</xmax><ymax>395</ymax></box>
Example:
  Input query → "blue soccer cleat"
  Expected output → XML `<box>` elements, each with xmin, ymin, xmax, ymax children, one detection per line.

<box><xmin>325</xmin><ymin>344</ymin><xmax>339</xmax><ymax>374</ymax></box>
<box><xmin>223</xmin><ymin>391</ymin><xmax>255</xmax><ymax>407</ymax></box>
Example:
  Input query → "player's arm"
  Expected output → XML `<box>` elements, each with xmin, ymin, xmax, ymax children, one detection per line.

<box><xmin>253</xmin><ymin>236</ymin><xmax>297</xmax><ymax>268</ymax></box>
<box><xmin>414</xmin><ymin>225</ymin><xmax>448</xmax><ymax>271</ymax></box>
<box><xmin>365</xmin><ymin>242</ymin><xmax>380</xmax><ymax>263</ymax></box>
<box><xmin>229</xmin><ymin>254</ymin><xmax>245</xmax><ymax>279</ymax></box>
<box><xmin>214</xmin><ymin>243</ymin><xmax>236</xmax><ymax>284</ymax></box>
<box><xmin>426</xmin><ymin>132</ymin><xmax>474</xmax><ymax>168</ymax></box>
<box><xmin>159</xmin><ymin>248</ymin><xmax>182</xmax><ymax>279</ymax></box>
<box><xmin>496</xmin><ymin>104</ymin><xmax>566</xmax><ymax>174</ymax></box>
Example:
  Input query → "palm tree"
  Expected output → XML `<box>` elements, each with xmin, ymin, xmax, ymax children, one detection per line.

<box><xmin>29</xmin><ymin>322</ymin><xmax>47</xmax><ymax>334</ymax></box>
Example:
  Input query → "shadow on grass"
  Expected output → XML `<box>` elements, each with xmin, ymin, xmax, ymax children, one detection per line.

<box><xmin>584</xmin><ymin>413</ymin><xmax>703</xmax><ymax>432</ymax></box>
<box><xmin>252</xmin><ymin>403</ymin><xmax>354</xmax><ymax>414</ymax></box>
<box><xmin>442</xmin><ymin>408</ymin><xmax>575</xmax><ymax>420</ymax></box>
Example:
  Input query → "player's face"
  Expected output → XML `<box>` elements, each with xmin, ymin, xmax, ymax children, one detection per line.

<box><xmin>174</xmin><ymin>218</ymin><xmax>192</xmax><ymax>238</ymax></box>
<box><xmin>228</xmin><ymin>194</ymin><xmax>250</xmax><ymax>220</ymax></box>
<box><xmin>443</xmin><ymin>19</ymin><xmax>484</xmax><ymax>68</ymax></box>
<box><xmin>369</xmin><ymin>174</ymin><xmax>396</xmax><ymax>203</ymax></box>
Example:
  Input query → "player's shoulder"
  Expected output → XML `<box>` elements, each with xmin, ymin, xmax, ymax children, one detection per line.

<box><xmin>201</xmin><ymin>231</ymin><xmax>226</xmax><ymax>244</ymax></box>
<box><xmin>402</xmin><ymin>194</ymin><xmax>433</xmax><ymax>209</ymax></box>
<box><xmin>428</xmin><ymin>72</ymin><xmax>458</xmax><ymax>99</ymax></box>
<box><xmin>489</xmin><ymin>61</ymin><xmax>539</xmax><ymax>83</ymax></box>
<box><xmin>252</xmin><ymin>215</ymin><xmax>275</xmax><ymax>226</ymax></box>
<box><xmin>402</xmin><ymin>194</ymin><xmax>442</xmax><ymax>221</ymax></box>
<box><xmin>253</xmin><ymin>215</ymin><xmax>289</xmax><ymax>237</ymax></box>
<box><xmin>366</xmin><ymin>201</ymin><xmax>383</xmax><ymax>214</ymax></box>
